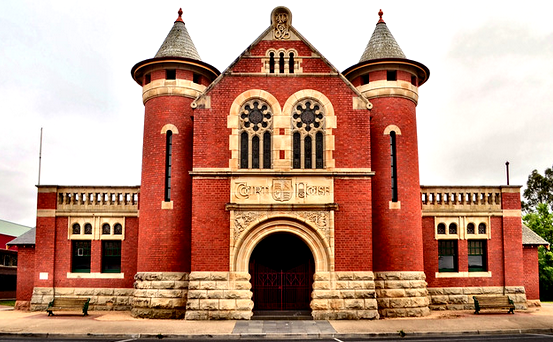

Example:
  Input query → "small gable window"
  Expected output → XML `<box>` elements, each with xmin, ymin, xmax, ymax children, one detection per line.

<box><xmin>288</xmin><ymin>52</ymin><xmax>295</xmax><ymax>74</ymax></box>
<box><xmin>269</xmin><ymin>52</ymin><xmax>275</xmax><ymax>73</ymax></box>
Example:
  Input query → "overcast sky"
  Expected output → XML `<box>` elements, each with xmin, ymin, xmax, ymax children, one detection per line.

<box><xmin>1</xmin><ymin>1</ymin><xmax>552</xmax><ymax>227</ymax></box>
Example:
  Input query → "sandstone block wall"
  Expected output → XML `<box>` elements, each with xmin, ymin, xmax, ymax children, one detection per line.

<box><xmin>132</xmin><ymin>272</ymin><xmax>189</xmax><ymax>319</ymax></box>
<box><xmin>311</xmin><ymin>271</ymin><xmax>379</xmax><ymax>320</ymax></box>
<box><xmin>428</xmin><ymin>286</ymin><xmax>527</xmax><ymax>311</ymax></box>
<box><xmin>30</xmin><ymin>287</ymin><xmax>133</xmax><ymax>311</ymax></box>
<box><xmin>185</xmin><ymin>271</ymin><xmax>253</xmax><ymax>320</ymax></box>
<box><xmin>374</xmin><ymin>271</ymin><xmax>430</xmax><ymax>318</ymax></box>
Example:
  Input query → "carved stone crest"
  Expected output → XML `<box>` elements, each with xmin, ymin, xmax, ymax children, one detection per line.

<box><xmin>271</xmin><ymin>7</ymin><xmax>292</xmax><ymax>40</ymax></box>
<box><xmin>272</xmin><ymin>179</ymin><xmax>293</xmax><ymax>202</ymax></box>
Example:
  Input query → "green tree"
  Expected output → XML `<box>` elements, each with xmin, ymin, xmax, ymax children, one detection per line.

<box><xmin>522</xmin><ymin>165</ymin><xmax>553</xmax><ymax>213</ymax></box>
<box><xmin>523</xmin><ymin>165</ymin><xmax>553</xmax><ymax>301</ymax></box>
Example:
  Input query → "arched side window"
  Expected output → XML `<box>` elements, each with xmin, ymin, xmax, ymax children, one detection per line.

<box><xmin>239</xmin><ymin>99</ymin><xmax>273</xmax><ymax>169</ymax></box>
<box><xmin>390</xmin><ymin>131</ymin><xmax>398</xmax><ymax>202</ymax></box>
<box><xmin>165</xmin><ymin>130</ymin><xmax>173</xmax><ymax>201</ymax></box>
<box><xmin>269</xmin><ymin>52</ymin><xmax>275</xmax><ymax>73</ymax></box>
<box><xmin>292</xmin><ymin>99</ymin><xmax>325</xmax><ymax>169</ymax></box>
<box><xmin>288</xmin><ymin>52</ymin><xmax>295</xmax><ymax>74</ymax></box>
<box><xmin>279</xmin><ymin>52</ymin><xmax>285</xmax><ymax>74</ymax></box>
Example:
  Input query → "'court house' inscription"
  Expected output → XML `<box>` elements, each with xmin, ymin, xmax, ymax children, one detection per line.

<box><xmin>231</xmin><ymin>177</ymin><xmax>333</xmax><ymax>204</ymax></box>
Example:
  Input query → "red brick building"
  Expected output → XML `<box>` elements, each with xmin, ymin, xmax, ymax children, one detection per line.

<box><xmin>13</xmin><ymin>7</ymin><xmax>547</xmax><ymax>319</ymax></box>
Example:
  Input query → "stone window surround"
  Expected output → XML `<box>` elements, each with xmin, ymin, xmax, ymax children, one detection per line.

<box><xmin>434</xmin><ymin>216</ymin><xmax>491</xmax><ymax>240</ymax></box>
<box><xmin>262</xmin><ymin>48</ymin><xmax>303</xmax><ymax>74</ymax></box>
<box><xmin>238</xmin><ymin>98</ymin><xmax>274</xmax><ymax>169</ymax></box>
<box><xmin>384</xmin><ymin>125</ymin><xmax>401</xmax><ymax>209</ymax></box>
<box><xmin>292</xmin><ymin>98</ymin><xmax>326</xmax><ymax>169</ymax></box>
<box><xmin>68</xmin><ymin>216</ymin><xmax>125</xmax><ymax>241</ymax></box>
<box><xmin>228</xmin><ymin>89</ymin><xmax>336</xmax><ymax>171</ymax></box>
<box><xmin>161</xmin><ymin>124</ymin><xmax>179</xmax><ymax>210</ymax></box>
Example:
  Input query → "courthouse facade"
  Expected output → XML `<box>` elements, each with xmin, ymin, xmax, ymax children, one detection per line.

<box><xmin>12</xmin><ymin>7</ymin><xmax>545</xmax><ymax>319</ymax></box>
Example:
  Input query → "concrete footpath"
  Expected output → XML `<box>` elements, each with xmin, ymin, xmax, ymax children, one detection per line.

<box><xmin>0</xmin><ymin>304</ymin><xmax>552</xmax><ymax>339</ymax></box>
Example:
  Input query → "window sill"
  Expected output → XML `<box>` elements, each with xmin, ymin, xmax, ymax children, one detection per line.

<box><xmin>67</xmin><ymin>272</ymin><xmax>125</xmax><ymax>279</ymax></box>
<box><xmin>435</xmin><ymin>271</ymin><xmax>491</xmax><ymax>278</ymax></box>
<box><xmin>161</xmin><ymin>201</ymin><xmax>173</xmax><ymax>210</ymax></box>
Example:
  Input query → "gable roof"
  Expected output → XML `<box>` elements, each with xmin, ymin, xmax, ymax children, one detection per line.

<box><xmin>193</xmin><ymin>6</ymin><xmax>371</xmax><ymax>109</ymax></box>
<box><xmin>522</xmin><ymin>223</ymin><xmax>550</xmax><ymax>246</ymax></box>
<box><xmin>0</xmin><ymin>219</ymin><xmax>32</xmax><ymax>238</ymax></box>
<box><xmin>7</xmin><ymin>227</ymin><xmax>36</xmax><ymax>246</ymax></box>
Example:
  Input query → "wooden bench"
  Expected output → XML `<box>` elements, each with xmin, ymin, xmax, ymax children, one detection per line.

<box><xmin>46</xmin><ymin>297</ymin><xmax>90</xmax><ymax>316</ymax></box>
<box><xmin>473</xmin><ymin>295</ymin><xmax>515</xmax><ymax>314</ymax></box>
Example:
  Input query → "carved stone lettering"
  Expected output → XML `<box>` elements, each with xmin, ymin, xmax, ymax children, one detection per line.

<box><xmin>231</xmin><ymin>177</ymin><xmax>333</xmax><ymax>204</ymax></box>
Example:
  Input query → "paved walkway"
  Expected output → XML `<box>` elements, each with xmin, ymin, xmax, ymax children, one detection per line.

<box><xmin>0</xmin><ymin>304</ymin><xmax>551</xmax><ymax>339</ymax></box>
<box><xmin>233</xmin><ymin>320</ymin><xmax>336</xmax><ymax>336</ymax></box>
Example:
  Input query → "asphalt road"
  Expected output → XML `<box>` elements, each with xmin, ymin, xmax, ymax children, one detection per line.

<box><xmin>2</xmin><ymin>333</ymin><xmax>553</xmax><ymax>342</ymax></box>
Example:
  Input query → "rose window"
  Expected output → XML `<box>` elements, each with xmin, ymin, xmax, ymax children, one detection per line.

<box><xmin>293</xmin><ymin>101</ymin><xmax>324</xmax><ymax>132</ymax></box>
<box><xmin>240</xmin><ymin>100</ymin><xmax>272</xmax><ymax>132</ymax></box>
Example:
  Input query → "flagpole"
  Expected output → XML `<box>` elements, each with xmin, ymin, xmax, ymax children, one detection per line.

<box><xmin>38</xmin><ymin>127</ymin><xmax>43</xmax><ymax>185</ymax></box>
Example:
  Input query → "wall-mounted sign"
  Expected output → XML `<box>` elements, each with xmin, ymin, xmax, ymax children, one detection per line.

<box><xmin>231</xmin><ymin>177</ymin><xmax>333</xmax><ymax>204</ymax></box>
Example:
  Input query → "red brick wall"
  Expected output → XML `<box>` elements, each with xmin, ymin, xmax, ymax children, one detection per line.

<box><xmin>190</xmin><ymin>178</ymin><xmax>230</xmax><ymax>271</ymax></box>
<box><xmin>334</xmin><ymin>179</ymin><xmax>372</xmax><ymax>271</ymax></box>
<box><xmin>33</xmin><ymin>216</ymin><xmax>138</xmax><ymax>289</ymax></box>
<box><xmin>0</xmin><ymin>234</ymin><xmax>16</xmax><ymax>250</ymax></box>
<box><xmin>137</xmin><ymin>94</ymin><xmax>193</xmax><ymax>272</ymax></box>
<box><xmin>194</xmin><ymin>75</ymin><xmax>366</xmax><ymax>169</ymax></box>
<box><xmin>501</xmin><ymin>189</ymin><xmax>524</xmax><ymax>287</ymax></box>
<box><xmin>191</xmin><ymin>37</ymin><xmax>372</xmax><ymax>272</ymax></box>
<box><xmin>369</xmin><ymin>96</ymin><xmax>424</xmax><ymax>272</ymax></box>
<box><xmin>424</xmin><ymin>216</ymin><xmax>508</xmax><ymax>288</ymax></box>
<box><xmin>523</xmin><ymin>246</ymin><xmax>540</xmax><ymax>300</ymax></box>
<box><xmin>37</xmin><ymin>189</ymin><xmax>57</xmax><ymax>210</ymax></box>
<box><xmin>15</xmin><ymin>246</ymin><xmax>35</xmax><ymax>301</ymax></box>
<box><xmin>34</xmin><ymin>216</ymin><xmax>56</xmax><ymax>288</ymax></box>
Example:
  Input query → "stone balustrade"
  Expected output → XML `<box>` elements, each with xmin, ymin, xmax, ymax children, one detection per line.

<box><xmin>421</xmin><ymin>186</ymin><xmax>502</xmax><ymax>212</ymax></box>
<box><xmin>56</xmin><ymin>186</ymin><xmax>139</xmax><ymax>212</ymax></box>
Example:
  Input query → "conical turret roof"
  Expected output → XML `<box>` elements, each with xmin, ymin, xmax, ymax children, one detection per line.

<box><xmin>154</xmin><ymin>8</ymin><xmax>201</xmax><ymax>60</ymax></box>
<box><xmin>359</xmin><ymin>9</ymin><xmax>405</xmax><ymax>62</ymax></box>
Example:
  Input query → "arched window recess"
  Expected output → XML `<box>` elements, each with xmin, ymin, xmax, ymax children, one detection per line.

<box><xmin>239</xmin><ymin>99</ymin><xmax>273</xmax><ymax>169</ymax></box>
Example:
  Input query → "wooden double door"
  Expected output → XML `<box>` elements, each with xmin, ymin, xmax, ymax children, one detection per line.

<box><xmin>249</xmin><ymin>233</ymin><xmax>315</xmax><ymax>310</ymax></box>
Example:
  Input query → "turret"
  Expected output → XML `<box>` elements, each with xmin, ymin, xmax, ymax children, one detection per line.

<box><xmin>343</xmin><ymin>10</ymin><xmax>430</xmax><ymax>318</ymax></box>
<box><xmin>130</xmin><ymin>8</ymin><xmax>219</xmax><ymax>319</ymax></box>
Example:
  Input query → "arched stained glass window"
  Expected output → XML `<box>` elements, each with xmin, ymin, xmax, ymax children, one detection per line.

<box><xmin>292</xmin><ymin>99</ymin><xmax>325</xmax><ymax>169</ymax></box>
<box><xmin>239</xmin><ymin>99</ymin><xmax>273</xmax><ymax>169</ymax></box>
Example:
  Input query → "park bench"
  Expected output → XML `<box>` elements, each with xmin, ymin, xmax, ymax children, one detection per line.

<box><xmin>46</xmin><ymin>297</ymin><xmax>90</xmax><ymax>316</ymax></box>
<box><xmin>473</xmin><ymin>295</ymin><xmax>515</xmax><ymax>314</ymax></box>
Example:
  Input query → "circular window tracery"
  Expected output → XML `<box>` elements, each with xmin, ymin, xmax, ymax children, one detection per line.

<box><xmin>293</xmin><ymin>100</ymin><xmax>324</xmax><ymax>133</ymax></box>
<box><xmin>239</xmin><ymin>99</ymin><xmax>273</xmax><ymax>169</ymax></box>
<box><xmin>240</xmin><ymin>100</ymin><xmax>272</xmax><ymax>133</ymax></box>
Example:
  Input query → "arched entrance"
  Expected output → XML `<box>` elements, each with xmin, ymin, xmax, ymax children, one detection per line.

<box><xmin>249</xmin><ymin>232</ymin><xmax>315</xmax><ymax>311</ymax></box>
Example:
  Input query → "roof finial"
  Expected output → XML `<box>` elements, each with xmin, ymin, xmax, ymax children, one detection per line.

<box><xmin>175</xmin><ymin>8</ymin><xmax>184</xmax><ymax>23</ymax></box>
<box><xmin>378</xmin><ymin>9</ymin><xmax>385</xmax><ymax>24</ymax></box>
